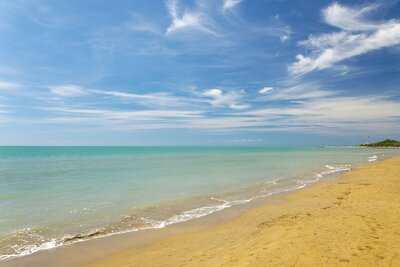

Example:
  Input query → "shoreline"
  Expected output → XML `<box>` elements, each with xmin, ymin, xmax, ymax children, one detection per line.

<box><xmin>2</xmin><ymin>156</ymin><xmax>398</xmax><ymax>266</ymax></box>
<box><xmin>0</xmin><ymin>155</ymin><xmax>359</xmax><ymax>264</ymax></box>
<box><xmin>84</xmin><ymin>156</ymin><xmax>400</xmax><ymax>266</ymax></box>
<box><xmin>1</xmin><ymin>181</ymin><xmax>300</xmax><ymax>267</ymax></box>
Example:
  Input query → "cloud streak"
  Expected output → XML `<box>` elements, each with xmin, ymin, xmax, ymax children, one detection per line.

<box><xmin>202</xmin><ymin>88</ymin><xmax>249</xmax><ymax>110</ymax></box>
<box><xmin>90</xmin><ymin>89</ymin><xmax>187</xmax><ymax>107</ymax></box>
<box><xmin>49</xmin><ymin>85</ymin><xmax>88</xmax><ymax>97</ymax></box>
<box><xmin>258</xmin><ymin>87</ymin><xmax>273</xmax><ymax>94</ymax></box>
<box><xmin>223</xmin><ymin>0</ymin><xmax>243</xmax><ymax>12</ymax></box>
<box><xmin>49</xmin><ymin>85</ymin><xmax>188</xmax><ymax>107</ymax></box>
<box><xmin>41</xmin><ymin>81</ymin><xmax>400</xmax><ymax>135</ymax></box>
<box><xmin>0</xmin><ymin>81</ymin><xmax>22</xmax><ymax>90</ymax></box>
<box><xmin>289</xmin><ymin>2</ymin><xmax>400</xmax><ymax>75</ymax></box>
<box><xmin>165</xmin><ymin>0</ymin><xmax>217</xmax><ymax>36</ymax></box>
<box><xmin>48</xmin><ymin>84</ymin><xmax>250</xmax><ymax>110</ymax></box>
<box><xmin>41</xmin><ymin>93</ymin><xmax>400</xmax><ymax>135</ymax></box>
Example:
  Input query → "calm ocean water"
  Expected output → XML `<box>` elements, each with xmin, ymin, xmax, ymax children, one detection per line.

<box><xmin>1</xmin><ymin>146</ymin><xmax>399</xmax><ymax>260</ymax></box>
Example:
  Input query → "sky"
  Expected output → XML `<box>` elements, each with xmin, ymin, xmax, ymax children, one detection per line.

<box><xmin>0</xmin><ymin>0</ymin><xmax>400</xmax><ymax>146</ymax></box>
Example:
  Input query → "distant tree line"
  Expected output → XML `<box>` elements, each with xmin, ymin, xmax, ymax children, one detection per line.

<box><xmin>360</xmin><ymin>139</ymin><xmax>400</xmax><ymax>147</ymax></box>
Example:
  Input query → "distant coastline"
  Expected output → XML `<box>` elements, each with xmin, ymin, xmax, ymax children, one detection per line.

<box><xmin>359</xmin><ymin>139</ymin><xmax>400</xmax><ymax>148</ymax></box>
<box><xmin>321</xmin><ymin>139</ymin><xmax>400</xmax><ymax>149</ymax></box>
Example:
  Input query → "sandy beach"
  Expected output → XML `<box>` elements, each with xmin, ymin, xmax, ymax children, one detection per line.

<box><xmin>85</xmin><ymin>157</ymin><xmax>400</xmax><ymax>266</ymax></box>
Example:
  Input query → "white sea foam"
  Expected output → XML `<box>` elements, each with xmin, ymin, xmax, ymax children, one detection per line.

<box><xmin>261</xmin><ymin>164</ymin><xmax>351</xmax><ymax>199</ymax></box>
<box><xmin>367</xmin><ymin>155</ymin><xmax>378</xmax><ymax>162</ymax></box>
<box><xmin>319</xmin><ymin>165</ymin><xmax>351</xmax><ymax>176</ymax></box>
<box><xmin>261</xmin><ymin>180</ymin><xmax>307</xmax><ymax>197</ymax></box>
<box><xmin>141</xmin><ymin>197</ymin><xmax>252</xmax><ymax>228</ymax></box>
<box><xmin>0</xmin><ymin>239</ymin><xmax>61</xmax><ymax>261</ymax></box>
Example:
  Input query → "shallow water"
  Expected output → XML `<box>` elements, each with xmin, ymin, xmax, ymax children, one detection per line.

<box><xmin>1</xmin><ymin>146</ymin><xmax>399</xmax><ymax>260</ymax></box>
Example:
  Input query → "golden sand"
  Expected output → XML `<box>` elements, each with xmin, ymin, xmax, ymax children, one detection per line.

<box><xmin>86</xmin><ymin>157</ymin><xmax>400</xmax><ymax>266</ymax></box>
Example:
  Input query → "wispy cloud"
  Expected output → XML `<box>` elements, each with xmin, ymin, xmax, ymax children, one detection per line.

<box><xmin>258</xmin><ymin>82</ymin><xmax>336</xmax><ymax>101</ymax></box>
<box><xmin>258</xmin><ymin>86</ymin><xmax>274</xmax><ymax>94</ymax></box>
<box><xmin>269</xmin><ymin>14</ymin><xmax>292</xmax><ymax>43</ymax></box>
<box><xmin>127</xmin><ymin>13</ymin><xmax>162</xmax><ymax>35</ymax></box>
<box><xmin>49</xmin><ymin>85</ymin><xmax>88</xmax><ymax>97</ymax></box>
<box><xmin>90</xmin><ymin>89</ymin><xmax>187</xmax><ymax>107</ymax></box>
<box><xmin>49</xmin><ymin>85</ymin><xmax>189</xmax><ymax>107</ymax></box>
<box><xmin>223</xmin><ymin>0</ymin><xmax>243</xmax><ymax>12</ymax></box>
<box><xmin>37</xmin><ymin>78</ymin><xmax>400</xmax><ymax>135</ymax></box>
<box><xmin>0</xmin><ymin>81</ymin><xmax>21</xmax><ymax>90</ymax></box>
<box><xmin>323</xmin><ymin>2</ymin><xmax>381</xmax><ymax>31</ymax></box>
<box><xmin>40</xmin><ymin>105</ymin><xmax>210</xmax><ymax>132</ymax></box>
<box><xmin>247</xmin><ymin>96</ymin><xmax>400</xmax><ymax>120</ymax></box>
<box><xmin>48</xmin><ymin>84</ymin><xmax>252</xmax><ymax>111</ymax></box>
<box><xmin>248</xmin><ymin>96</ymin><xmax>400</xmax><ymax>132</ymax></box>
<box><xmin>165</xmin><ymin>0</ymin><xmax>217</xmax><ymax>36</ymax></box>
<box><xmin>47</xmin><ymin>106</ymin><xmax>203</xmax><ymax>119</ymax></box>
<box><xmin>289</xmin><ymin>2</ymin><xmax>400</xmax><ymax>75</ymax></box>
<box><xmin>279</xmin><ymin>32</ymin><xmax>291</xmax><ymax>43</ymax></box>
<box><xmin>202</xmin><ymin>88</ymin><xmax>249</xmax><ymax>110</ymax></box>
<box><xmin>44</xmin><ymin>93</ymin><xmax>400</xmax><ymax>135</ymax></box>
<box><xmin>23</xmin><ymin>79</ymin><xmax>400</xmax><ymax>136</ymax></box>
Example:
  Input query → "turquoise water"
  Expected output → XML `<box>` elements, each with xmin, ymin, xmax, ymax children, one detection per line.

<box><xmin>1</xmin><ymin>146</ymin><xmax>399</xmax><ymax>260</ymax></box>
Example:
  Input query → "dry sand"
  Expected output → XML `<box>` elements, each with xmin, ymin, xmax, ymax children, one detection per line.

<box><xmin>86</xmin><ymin>157</ymin><xmax>400</xmax><ymax>266</ymax></box>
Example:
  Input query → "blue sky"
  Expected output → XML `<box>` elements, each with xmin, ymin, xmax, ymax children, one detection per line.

<box><xmin>0</xmin><ymin>0</ymin><xmax>400</xmax><ymax>146</ymax></box>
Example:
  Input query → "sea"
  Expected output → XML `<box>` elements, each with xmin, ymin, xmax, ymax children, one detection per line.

<box><xmin>1</xmin><ymin>146</ymin><xmax>399</xmax><ymax>260</ymax></box>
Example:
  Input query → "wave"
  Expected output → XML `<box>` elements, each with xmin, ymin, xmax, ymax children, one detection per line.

<box><xmin>0</xmin><ymin>238</ymin><xmax>60</xmax><ymax>261</ymax></box>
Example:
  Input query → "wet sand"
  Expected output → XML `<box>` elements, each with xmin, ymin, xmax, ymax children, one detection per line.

<box><xmin>86</xmin><ymin>157</ymin><xmax>400</xmax><ymax>266</ymax></box>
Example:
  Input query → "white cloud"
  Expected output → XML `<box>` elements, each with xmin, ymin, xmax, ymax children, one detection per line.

<box><xmin>280</xmin><ymin>33</ymin><xmax>290</xmax><ymax>43</ymax></box>
<box><xmin>33</xmin><ymin>81</ymin><xmax>400</xmax><ymax>136</ymax></box>
<box><xmin>203</xmin><ymin>88</ymin><xmax>223</xmax><ymax>97</ymax></box>
<box><xmin>90</xmin><ymin>89</ymin><xmax>185</xmax><ymax>107</ymax></box>
<box><xmin>258</xmin><ymin>86</ymin><xmax>273</xmax><ymax>94</ymax></box>
<box><xmin>323</xmin><ymin>2</ymin><xmax>381</xmax><ymax>31</ymax></box>
<box><xmin>258</xmin><ymin>82</ymin><xmax>335</xmax><ymax>100</ymax></box>
<box><xmin>165</xmin><ymin>0</ymin><xmax>216</xmax><ymax>35</ymax></box>
<box><xmin>0</xmin><ymin>81</ymin><xmax>21</xmax><ymax>90</ymax></box>
<box><xmin>202</xmin><ymin>88</ymin><xmax>249</xmax><ymax>110</ymax></box>
<box><xmin>258</xmin><ymin>14</ymin><xmax>292</xmax><ymax>43</ymax></box>
<box><xmin>49</xmin><ymin>85</ymin><xmax>88</xmax><ymax>97</ymax></box>
<box><xmin>223</xmin><ymin>0</ymin><xmax>242</xmax><ymax>11</ymax></box>
<box><xmin>48</xmin><ymin>84</ymin><xmax>250</xmax><ymax>111</ymax></box>
<box><xmin>44</xmin><ymin>107</ymin><xmax>204</xmax><ymax>129</ymax></box>
<box><xmin>130</xmin><ymin>24</ymin><xmax>159</xmax><ymax>34</ymax></box>
<box><xmin>277</xmin><ymin>26</ymin><xmax>291</xmax><ymax>43</ymax></box>
<box><xmin>43</xmin><ymin>93</ymin><xmax>400</xmax><ymax>135</ymax></box>
<box><xmin>51</xmin><ymin>107</ymin><xmax>203</xmax><ymax>119</ymax></box>
<box><xmin>289</xmin><ymin>2</ymin><xmax>400</xmax><ymax>75</ymax></box>
<box><xmin>48</xmin><ymin>85</ymin><xmax>189</xmax><ymax>107</ymax></box>
<box><xmin>180</xmin><ymin>116</ymin><xmax>266</xmax><ymax>130</ymax></box>
<box><xmin>128</xmin><ymin>20</ymin><xmax>161</xmax><ymax>35</ymax></box>
<box><xmin>241</xmin><ymin>95</ymin><xmax>400</xmax><ymax>134</ymax></box>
